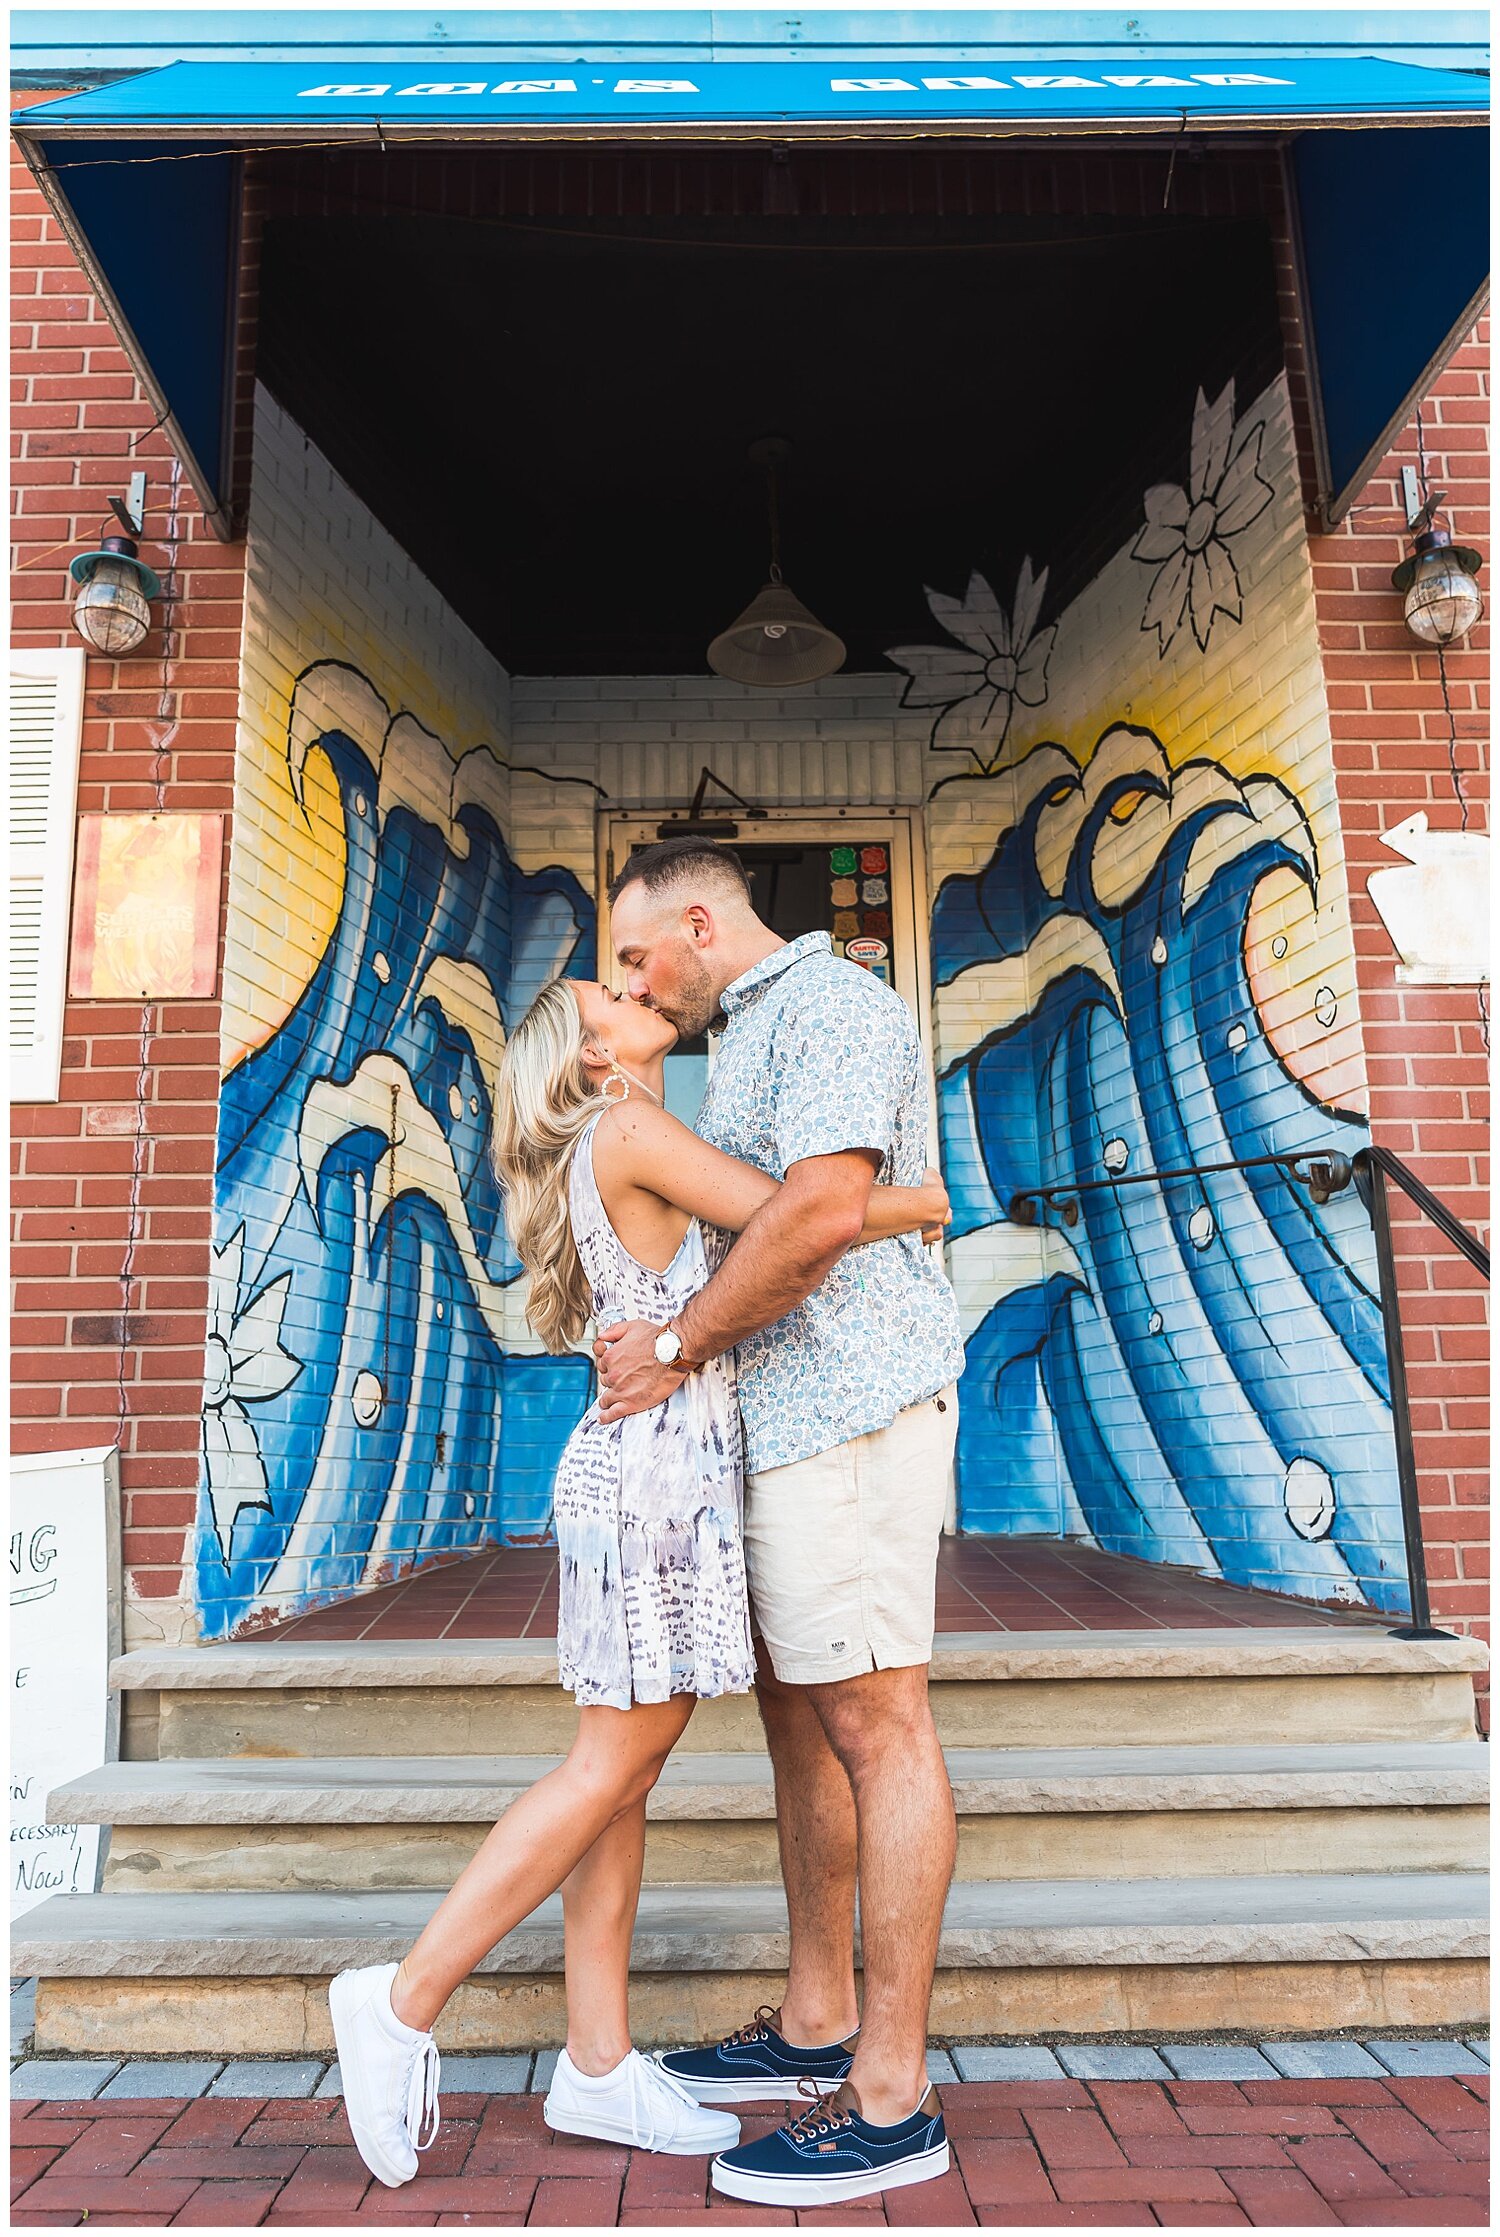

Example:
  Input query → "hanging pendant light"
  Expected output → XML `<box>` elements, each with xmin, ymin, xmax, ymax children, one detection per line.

<box><xmin>707</xmin><ymin>438</ymin><xmax>845</xmax><ymax>687</ymax></box>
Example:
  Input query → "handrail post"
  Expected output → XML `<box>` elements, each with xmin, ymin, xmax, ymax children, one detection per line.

<box><xmin>1360</xmin><ymin>1152</ymin><xmax>1459</xmax><ymax>1643</ymax></box>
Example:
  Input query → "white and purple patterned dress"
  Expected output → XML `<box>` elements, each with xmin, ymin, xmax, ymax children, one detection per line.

<box><xmin>552</xmin><ymin>1113</ymin><xmax>756</xmax><ymax>1711</ymax></box>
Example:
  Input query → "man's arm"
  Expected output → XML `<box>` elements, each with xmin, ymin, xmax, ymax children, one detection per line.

<box><xmin>678</xmin><ymin>1147</ymin><xmax>879</xmax><ymax>1354</ymax></box>
<box><xmin>593</xmin><ymin>1147</ymin><xmax>879</xmax><ymax>1423</ymax></box>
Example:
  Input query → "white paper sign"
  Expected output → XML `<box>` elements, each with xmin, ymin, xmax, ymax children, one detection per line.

<box><xmin>10</xmin><ymin>1445</ymin><xmax>121</xmax><ymax>1917</ymax></box>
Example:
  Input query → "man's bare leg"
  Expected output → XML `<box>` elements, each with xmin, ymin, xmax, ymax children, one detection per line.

<box><xmin>808</xmin><ymin>1663</ymin><xmax>955</xmax><ymax>2125</ymax></box>
<box><xmin>754</xmin><ymin>1640</ymin><xmax>861</xmax><ymax>2046</ymax></box>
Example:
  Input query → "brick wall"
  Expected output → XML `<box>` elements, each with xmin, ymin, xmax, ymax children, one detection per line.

<box><xmin>1305</xmin><ymin>322</ymin><xmax>1490</xmax><ymax>1660</ymax></box>
<box><xmin>9</xmin><ymin>95</ymin><xmax>246</xmax><ymax>1650</ymax></box>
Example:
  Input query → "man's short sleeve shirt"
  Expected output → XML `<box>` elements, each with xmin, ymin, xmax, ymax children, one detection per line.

<box><xmin>694</xmin><ymin>933</ymin><xmax>965</xmax><ymax>1472</ymax></box>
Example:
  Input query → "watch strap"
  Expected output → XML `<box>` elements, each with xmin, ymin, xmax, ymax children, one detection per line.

<box><xmin>666</xmin><ymin>1319</ymin><xmax>702</xmax><ymax>1372</ymax></box>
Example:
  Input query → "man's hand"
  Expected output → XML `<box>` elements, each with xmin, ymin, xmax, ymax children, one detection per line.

<box><xmin>594</xmin><ymin>1320</ymin><xmax>686</xmax><ymax>1422</ymax></box>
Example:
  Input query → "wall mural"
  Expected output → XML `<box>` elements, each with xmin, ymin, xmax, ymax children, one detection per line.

<box><xmin>202</xmin><ymin>372</ymin><xmax>1403</xmax><ymax>1635</ymax></box>
<box><xmin>199</xmin><ymin>661</ymin><xmax>594</xmax><ymax>1638</ymax></box>
<box><xmin>915</xmin><ymin>377</ymin><xmax>1407</xmax><ymax>1613</ymax></box>
<box><xmin>1132</xmin><ymin>380</ymin><xmax>1275</xmax><ymax>655</ymax></box>
<box><xmin>888</xmin><ymin>556</ymin><xmax>1056</xmax><ymax>773</ymax></box>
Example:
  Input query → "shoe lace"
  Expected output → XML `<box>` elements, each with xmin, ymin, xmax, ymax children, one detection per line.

<box><xmin>625</xmin><ymin>2053</ymin><xmax>661</xmax><ymax>2155</ymax></box>
<box><xmin>403</xmin><ymin>2035</ymin><xmax>442</xmax><ymax>2153</ymax></box>
<box><xmin>629</xmin><ymin>2051</ymin><xmax>704</xmax><ymax>2152</ymax></box>
<box><xmin>721</xmin><ymin>2003</ymin><xmax>780</xmax><ymax>2050</ymax></box>
<box><xmin>784</xmin><ymin>2075</ymin><xmax>854</xmax><ymax>2147</ymax></box>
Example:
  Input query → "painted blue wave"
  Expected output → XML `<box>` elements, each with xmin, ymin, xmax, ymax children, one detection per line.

<box><xmin>198</xmin><ymin>721</ymin><xmax>594</xmax><ymax>1638</ymax></box>
<box><xmin>933</xmin><ymin>730</ymin><xmax>1405</xmax><ymax>1613</ymax></box>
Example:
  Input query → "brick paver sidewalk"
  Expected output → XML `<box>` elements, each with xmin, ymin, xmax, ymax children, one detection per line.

<box><xmin>10</xmin><ymin>2073</ymin><xmax>1489</xmax><ymax>2226</ymax></box>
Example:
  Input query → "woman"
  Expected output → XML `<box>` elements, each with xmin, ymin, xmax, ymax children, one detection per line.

<box><xmin>330</xmin><ymin>975</ymin><xmax>948</xmax><ymax>2189</ymax></box>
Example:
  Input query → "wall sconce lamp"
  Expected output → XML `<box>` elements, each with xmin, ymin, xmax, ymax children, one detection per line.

<box><xmin>70</xmin><ymin>473</ymin><xmax>161</xmax><ymax>656</ymax></box>
<box><xmin>1392</xmin><ymin>475</ymin><xmax>1484</xmax><ymax>649</ymax></box>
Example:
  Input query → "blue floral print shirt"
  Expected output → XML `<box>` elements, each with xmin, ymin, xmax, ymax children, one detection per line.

<box><xmin>695</xmin><ymin>932</ymin><xmax>965</xmax><ymax>1473</ymax></box>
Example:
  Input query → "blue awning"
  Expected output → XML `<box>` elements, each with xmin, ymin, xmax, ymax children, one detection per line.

<box><xmin>1292</xmin><ymin>124</ymin><xmax>1489</xmax><ymax>515</ymax></box>
<box><xmin>14</xmin><ymin>53</ymin><xmax>1489</xmax><ymax>131</ymax></box>
<box><xmin>12</xmin><ymin>53</ymin><xmax>1488</xmax><ymax>532</ymax></box>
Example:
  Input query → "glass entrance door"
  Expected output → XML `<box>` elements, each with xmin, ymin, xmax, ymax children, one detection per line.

<box><xmin>601</xmin><ymin>813</ymin><xmax>929</xmax><ymax>1126</ymax></box>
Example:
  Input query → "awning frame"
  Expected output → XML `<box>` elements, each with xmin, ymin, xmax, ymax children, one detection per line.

<box><xmin>14</xmin><ymin>104</ymin><xmax>1487</xmax><ymax>145</ymax></box>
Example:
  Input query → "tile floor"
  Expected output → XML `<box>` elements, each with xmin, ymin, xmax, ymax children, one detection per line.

<box><xmin>268</xmin><ymin>1536</ymin><xmax>1385</xmax><ymax>1642</ymax></box>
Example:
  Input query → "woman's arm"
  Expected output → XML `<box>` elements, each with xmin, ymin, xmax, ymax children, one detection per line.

<box><xmin>595</xmin><ymin>1101</ymin><xmax>947</xmax><ymax>1242</ymax></box>
<box><xmin>859</xmin><ymin>1168</ymin><xmax>950</xmax><ymax>1246</ymax></box>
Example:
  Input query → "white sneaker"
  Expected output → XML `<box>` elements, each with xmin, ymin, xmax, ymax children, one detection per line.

<box><xmin>329</xmin><ymin>1961</ymin><xmax>442</xmax><ymax>2189</ymax></box>
<box><xmin>544</xmin><ymin>2046</ymin><xmax>741</xmax><ymax>2155</ymax></box>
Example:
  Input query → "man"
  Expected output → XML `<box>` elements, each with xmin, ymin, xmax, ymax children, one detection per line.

<box><xmin>594</xmin><ymin>836</ymin><xmax>965</xmax><ymax>2209</ymax></box>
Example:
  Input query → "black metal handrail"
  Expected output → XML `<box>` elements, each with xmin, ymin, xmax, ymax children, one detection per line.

<box><xmin>1008</xmin><ymin>1143</ymin><xmax>1488</xmax><ymax>1645</ymax></box>
<box><xmin>1008</xmin><ymin>1147</ymin><xmax>1354</xmax><ymax>1225</ymax></box>
<box><xmin>1354</xmin><ymin>1144</ymin><xmax>1489</xmax><ymax>1279</ymax></box>
<box><xmin>1350</xmin><ymin>1147</ymin><xmax>1487</xmax><ymax>1643</ymax></box>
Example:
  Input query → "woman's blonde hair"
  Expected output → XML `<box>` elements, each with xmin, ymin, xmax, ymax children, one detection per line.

<box><xmin>493</xmin><ymin>977</ymin><xmax>609</xmax><ymax>1353</ymax></box>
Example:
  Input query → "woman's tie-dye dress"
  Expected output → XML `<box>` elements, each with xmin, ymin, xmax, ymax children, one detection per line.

<box><xmin>552</xmin><ymin>1113</ymin><xmax>756</xmax><ymax>1711</ymax></box>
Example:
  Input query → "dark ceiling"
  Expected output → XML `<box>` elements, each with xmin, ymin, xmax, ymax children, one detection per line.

<box><xmin>258</xmin><ymin>200</ymin><xmax>1283</xmax><ymax>676</ymax></box>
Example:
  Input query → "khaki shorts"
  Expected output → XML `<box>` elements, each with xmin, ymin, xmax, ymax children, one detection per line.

<box><xmin>743</xmin><ymin>1388</ymin><xmax>959</xmax><ymax>1686</ymax></box>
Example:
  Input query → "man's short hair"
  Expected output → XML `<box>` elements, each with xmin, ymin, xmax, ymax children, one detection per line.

<box><xmin>607</xmin><ymin>836</ymin><xmax>753</xmax><ymax>910</ymax></box>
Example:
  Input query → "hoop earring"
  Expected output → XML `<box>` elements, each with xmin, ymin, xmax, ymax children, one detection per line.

<box><xmin>600</xmin><ymin>1067</ymin><xmax>630</xmax><ymax>1106</ymax></box>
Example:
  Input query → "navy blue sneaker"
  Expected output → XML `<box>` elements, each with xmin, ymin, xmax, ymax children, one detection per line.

<box><xmin>711</xmin><ymin>2080</ymin><xmax>948</xmax><ymax>2206</ymax></box>
<box><xmin>655</xmin><ymin>2005</ymin><xmax>857</xmax><ymax>2103</ymax></box>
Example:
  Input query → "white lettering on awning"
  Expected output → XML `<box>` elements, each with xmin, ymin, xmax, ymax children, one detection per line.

<box><xmin>291</xmin><ymin>65</ymin><xmax>1303</xmax><ymax>107</ymax></box>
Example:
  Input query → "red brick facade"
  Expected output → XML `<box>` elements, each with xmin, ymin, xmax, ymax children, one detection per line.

<box><xmin>10</xmin><ymin>98</ymin><xmax>245</xmax><ymax>1635</ymax></box>
<box><xmin>1308</xmin><ymin>327</ymin><xmax>1490</xmax><ymax>1659</ymax></box>
<box><xmin>9</xmin><ymin>114</ymin><xmax>1488</xmax><ymax>1651</ymax></box>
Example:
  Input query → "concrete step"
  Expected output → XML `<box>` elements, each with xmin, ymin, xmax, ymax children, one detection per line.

<box><xmin>59</xmin><ymin>1742</ymin><xmax>1491</xmax><ymax>1890</ymax></box>
<box><xmin>19</xmin><ymin>1873</ymin><xmax>1488</xmax><ymax>2055</ymax></box>
<box><xmin>113</xmin><ymin>1628</ymin><xmax>1487</xmax><ymax>1759</ymax></box>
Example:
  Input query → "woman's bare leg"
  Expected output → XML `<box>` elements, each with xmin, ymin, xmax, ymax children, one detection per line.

<box><xmin>559</xmin><ymin>1798</ymin><xmax>648</xmax><ymax>2075</ymax></box>
<box><xmin>392</xmin><ymin>1697</ymin><xmax>694</xmax><ymax>2032</ymax></box>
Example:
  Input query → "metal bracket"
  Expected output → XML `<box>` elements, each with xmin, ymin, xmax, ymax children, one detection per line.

<box><xmin>108</xmin><ymin>471</ymin><xmax>147</xmax><ymax>539</ymax></box>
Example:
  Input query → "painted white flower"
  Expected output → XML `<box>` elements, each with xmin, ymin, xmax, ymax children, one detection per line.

<box><xmin>1133</xmin><ymin>380</ymin><xmax>1275</xmax><ymax>655</ymax></box>
<box><xmin>887</xmin><ymin>558</ymin><xmax>1056</xmax><ymax>770</ymax></box>
<box><xmin>201</xmin><ymin>1228</ymin><xmax>301</xmax><ymax>1562</ymax></box>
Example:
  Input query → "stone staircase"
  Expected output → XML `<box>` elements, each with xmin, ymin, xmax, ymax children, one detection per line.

<box><xmin>18</xmin><ymin>1626</ymin><xmax>1488</xmax><ymax>2056</ymax></box>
